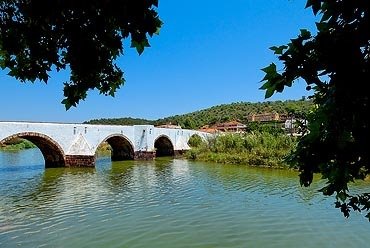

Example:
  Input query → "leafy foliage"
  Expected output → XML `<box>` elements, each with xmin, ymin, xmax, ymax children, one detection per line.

<box><xmin>246</xmin><ymin>122</ymin><xmax>285</xmax><ymax>135</ymax></box>
<box><xmin>188</xmin><ymin>134</ymin><xmax>203</xmax><ymax>148</ymax></box>
<box><xmin>261</xmin><ymin>0</ymin><xmax>369</xmax><ymax>220</ymax></box>
<box><xmin>0</xmin><ymin>0</ymin><xmax>162</xmax><ymax>109</ymax></box>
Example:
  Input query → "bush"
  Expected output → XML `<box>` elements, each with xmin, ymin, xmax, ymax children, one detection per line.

<box><xmin>188</xmin><ymin>134</ymin><xmax>203</xmax><ymax>148</ymax></box>
<box><xmin>185</xmin><ymin>132</ymin><xmax>297</xmax><ymax>168</ymax></box>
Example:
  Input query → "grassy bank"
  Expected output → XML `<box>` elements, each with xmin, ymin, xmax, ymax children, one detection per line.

<box><xmin>185</xmin><ymin>132</ymin><xmax>297</xmax><ymax>168</ymax></box>
<box><xmin>0</xmin><ymin>139</ymin><xmax>36</xmax><ymax>151</ymax></box>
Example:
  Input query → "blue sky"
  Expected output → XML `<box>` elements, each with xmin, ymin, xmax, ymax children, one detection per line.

<box><xmin>0</xmin><ymin>0</ymin><xmax>317</xmax><ymax>123</ymax></box>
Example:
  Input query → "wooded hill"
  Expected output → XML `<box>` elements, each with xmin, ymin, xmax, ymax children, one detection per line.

<box><xmin>84</xmin><ymin>99</ymin><xmax>314</xmax><ymax>129</ymax></box>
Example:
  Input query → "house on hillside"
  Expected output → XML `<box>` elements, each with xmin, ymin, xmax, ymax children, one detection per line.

<box><xmin>212</xmin><ymin>120</ymin><xmax>247</xmax><ymax>133</ymax></box>
<box><xmin>198</xmin><ymin>125</ymin><xmax>220</xmax><ymax>134</ymax></box>
<box><xmin>247</xmin><ymin>112</ymin><xmax>288</xmax><ymax>122</ymax></box>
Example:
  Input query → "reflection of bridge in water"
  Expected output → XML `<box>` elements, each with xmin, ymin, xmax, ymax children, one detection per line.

<box><xmin>0</xmin><ymin>122</ymin><xmax>209</xmax><ymax>167</ymax></box>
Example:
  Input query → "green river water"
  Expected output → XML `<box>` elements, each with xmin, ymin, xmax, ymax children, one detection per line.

<box><xmin>0</xmin><ymin>148</ymin><xmax>369</xmax><ymax>247</ymax></box>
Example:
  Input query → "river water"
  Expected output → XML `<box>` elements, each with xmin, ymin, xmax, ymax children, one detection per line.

<box><xmin>0</xmin><ymin>148</ymin><xmax>369</xmax><ymax>247</ymax></box>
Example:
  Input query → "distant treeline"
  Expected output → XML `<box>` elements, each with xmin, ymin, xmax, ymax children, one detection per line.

<box><xmin>85</xmin><ymin>117</ymin><xmax>154</xmax><ymax>126</ymax></box>
<box><xmin>84</xmin><ymin>99</ymin><xmax>314</xmax><ymax>129</ymax></box>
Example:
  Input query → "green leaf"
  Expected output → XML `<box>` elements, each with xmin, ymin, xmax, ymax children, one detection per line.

<box><xmin>316</xmin><ymin>22</ymin><xmax>329</xmax><ymax>32</ymax></box>
<box><xmin>155</xmin><ymin>25</ymin><xmax>162</xmax><ymax>35</ymax></box>
<box><xmin>299</xmin><ymin>29</ymin><xmax>311</xmax><ymax>39</ymax></box>
<box><xmin>321</xmin><ymin>10</ymin><xmax>332</xmax><ymax>22</ymax></box>
<box><xmin>131</xmin><ymin>39</ymin><xmax>150</xmax><ymax>55</ymax></box>
<box><xmin>0</xmin><ymin>59</ymin><xmax>6</xmax><ymax>69</ymax></box>
<box><xmin>61</xmin><ymin>98</ymin><xmax>73</xmax><ymax>110</ymax></box>
<box><xmin>270</xmin><ymin>45</ymin><xmax>288</xmax><ymax>55</ymax></box>
<box><xmin>306</xmin><ymin>0</ymin><xmax>321</xmax><ymax>15</ymax></box>
<box><xmin>7</xmin><ymin>70</ymin><xmax>17</xmax><ymax>77</ymax></box>
<box><xmin>337</xmin><ymin>192</ymin><xmax>347</xmax><ymax>202</ymax></box>
<box><xmin>265</xmin><ymin>87</ymin><xmax>275</xmax><ymax>99</ymax></box>
<box><xmin>259</xmin><ymin>81</ymin><xmax>270</xmax><ymax>90</ymax></box>
<box><xmin>305</xmin><ymin>0</ymin><xmax>316</xmax><ymax>8</ymax></box>
<box><xmin>261</xmin><ymin>63</ymin><xmax>277</xmax><ymax>74</ymax></box>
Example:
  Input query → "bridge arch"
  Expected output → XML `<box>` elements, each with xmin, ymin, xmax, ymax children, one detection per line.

<box><xmin>154</xmin><ymin>135</ymin><xmax>174</xmax><ymax>157</ymax></box>
<box><xmin>96</xmin><ymin>134</ymin><xmax>134</xmax><ymax>161</ymax></box>
<box><xmin>0</xmin><ymin>132</ymin><xmax>65</xmax><ymax>167</ymax></box>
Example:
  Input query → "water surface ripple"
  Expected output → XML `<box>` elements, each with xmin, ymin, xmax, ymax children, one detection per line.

<box><xmin>0</xmin><ymin>149</ymin><xmax>369</xmax><ymax>247</ymax></box>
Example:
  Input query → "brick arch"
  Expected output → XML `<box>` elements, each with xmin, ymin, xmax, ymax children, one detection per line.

<box><xmin>154</xmin><ymin>135</ymin><xmax>174</xmax><ymax>157</ymax></box>
<box><xmin>96</xmin><ymin>134</ymin><xmax>135</xmax><ymax>161</ymax></box>
<box><xmin>0</xmin><ymin>132</ymin><xmax>65</xmax><ymax>167</ymax></box>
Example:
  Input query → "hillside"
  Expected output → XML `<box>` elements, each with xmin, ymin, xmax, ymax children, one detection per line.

<box><xmin>84</xmin><ymin>99</ymin><xmax>314</xmax><ymax>129</ymax></box>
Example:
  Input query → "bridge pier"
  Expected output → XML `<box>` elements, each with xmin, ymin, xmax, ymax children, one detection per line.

<box><xmin>134</xmin><ymin>151</ymin><xmax>156</xmax><ymax>160</ymax></box>
<box><xmin>174</xmin><ymin>150</ymin><xmax>186</xmax><ymax>157</ymax></box>
<box><xmin>65</xmin><ymin>155</ymin><xmax>96</xmax><ymax>167</ymax></box>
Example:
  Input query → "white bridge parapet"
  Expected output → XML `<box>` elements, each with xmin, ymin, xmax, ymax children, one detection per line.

<box><xmin>0</xmin><ymin>121</ymin><xmax>211</xmax><ymax>167</ymax></box>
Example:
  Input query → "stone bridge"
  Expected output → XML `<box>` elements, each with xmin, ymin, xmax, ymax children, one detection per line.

<box><xmin>0</xmin><ymin>122</ymin><xmax>210</xmax><ymax>167</ymax></box>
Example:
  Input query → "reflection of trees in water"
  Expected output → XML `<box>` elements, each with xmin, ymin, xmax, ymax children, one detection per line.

<box><xmin>0</xmin><ymin>167</ymin><xmax>95</xmax><ymax>225</ymax></box>
<box><xmin>105</xmin><ymin>160</ymin><xmax>136</xmax><ymax>191</ymax></box>
<box><xmin>152</xmin><ymin>158</ymin><xmax>175</xmax><ymax>192</ymax></box>
<box><xmin>187</xmin><ymin>161</ymin><xmax>324</xmax><ymax>204</ymax></box>
<box><xmin>153</xmin><ymin>158</ymin><xmax>173</xmax><ymax>178</ymax></box>
<box><xmin>105</xmin><ymin>158</ymin><xmax>177</xmax><ymax>196</ymax></box>
<box><xmin>25</xmin><ymin>167</ymin><xmax>96</xmax><ymax>207</ymax></box>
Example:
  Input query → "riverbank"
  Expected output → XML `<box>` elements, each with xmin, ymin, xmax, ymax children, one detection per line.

<box><xmin>185</xmin><ymin>132</ymin><xmax>297</xmax><ymax>168</ymax></box>
<box><xmin>0</xmin><ymin>139</ymin><xmax>36</xmax><ymax>151</ymax></box>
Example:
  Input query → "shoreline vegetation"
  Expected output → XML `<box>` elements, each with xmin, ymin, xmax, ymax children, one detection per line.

<box><xmin>185</xmin><ymin>132</ymin><xmax>297</xmax><ymax>169</ymax></box>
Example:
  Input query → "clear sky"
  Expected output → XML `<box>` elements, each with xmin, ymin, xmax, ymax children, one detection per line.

<box><xmin>0</xmin><ymin>0</ymin><xmax>317</xmax><ymax>123</ymax></box>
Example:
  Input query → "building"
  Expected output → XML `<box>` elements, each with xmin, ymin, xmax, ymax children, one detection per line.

<box><xmin>247</xmin><ymin>112</ymin><xmax>288</xmax><ymax>122</ymax></box>
<box><xmin>198</xmin><ymin>125</ymin><xmax>220</xmax><ymax>134</ymax></box>
<box><xmin>212</xmin><ymin>120</ymin><xmax>247</xmax><ymax>133</ymax></box>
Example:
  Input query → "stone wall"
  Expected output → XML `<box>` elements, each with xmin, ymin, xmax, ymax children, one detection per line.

<box><xmin>134</xmin><ymin>151</ymin><xmax>156</xmax><ymax>160</ymax></box>
<box><xmin>65</xmin><ymin>155</ymin><xmax>95</xmax><ymax>167</ymax></box>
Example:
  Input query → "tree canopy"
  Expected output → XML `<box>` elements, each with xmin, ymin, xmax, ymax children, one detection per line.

<box><xmin>0</xmin><ymin>0</ymin><xmax>162</xmax><ymax>109</ymax></box>
<box><xmin>261</xmin><ymin>0</ymin><xmax>369</xmax><ymax>220</ymax></box>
